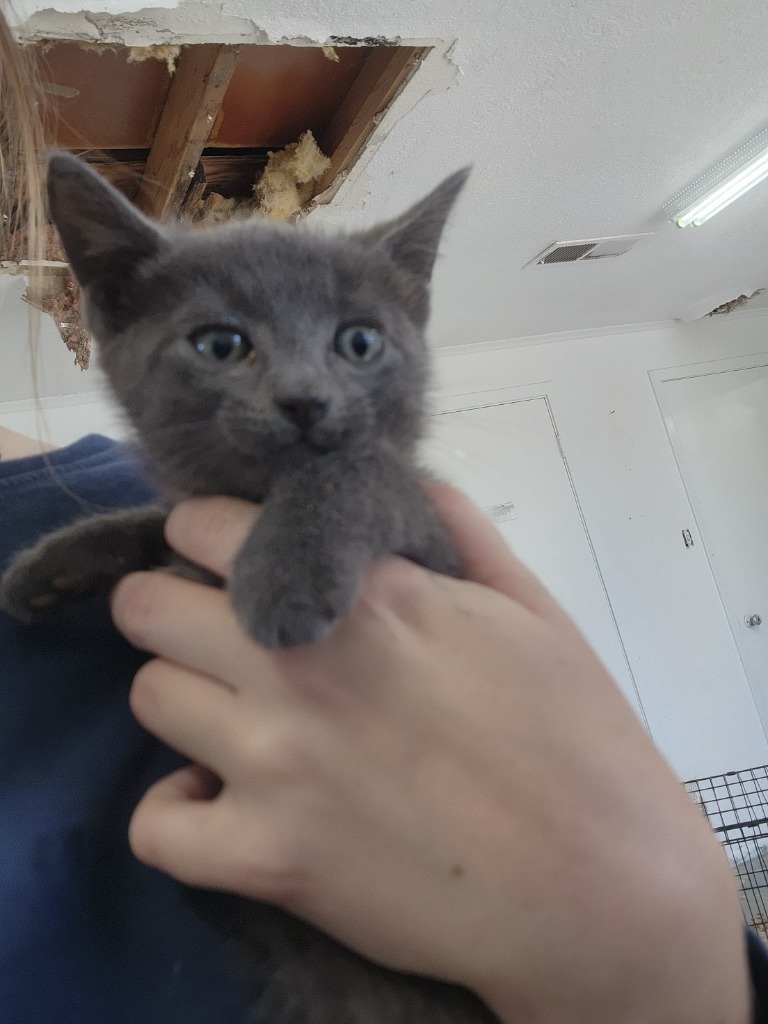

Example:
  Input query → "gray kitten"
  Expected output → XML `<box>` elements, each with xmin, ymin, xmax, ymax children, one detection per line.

<box><xmin>3</xmin><ymin>154</ymin><xmax>464</xmax><ymax>647</ymax></box>
<box><xmin>0</xmin><ymin>155</ymin><xmax>498</xmax><ymax>1023</ymax></box>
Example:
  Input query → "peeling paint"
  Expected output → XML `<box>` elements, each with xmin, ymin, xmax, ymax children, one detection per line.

<box><xmin>706</xmin><ymin>289</ymin><xmax>766</xmax><ymax>317</ymax></box>
<box><xmin>330</xmin><ymin>34</ymin><xmax>399</xmax><ymax>47</ymax></box>
<box><xmin>310</xmin><ymin>40</ymin><xmax>461</xmax><ymax>218</ymax></box>
<box><xmin>16</xmin><ymin>2</ymin><xmax>447</xmax><ymax>51</ymax></box>
<box><xmin>17</xmin><ymin>3</ymin><xmax>263</xmax><ymax>46</ymax></box>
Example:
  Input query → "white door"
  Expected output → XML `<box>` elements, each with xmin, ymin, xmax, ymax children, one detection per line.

<box><xmin>422</xmin><ymin>397</ymin><xmax>642</xmax><ymax>718</ymax></box>
<box><xmin>659</xmin><ymin>361</ymin><xmax>768</xmax><ymax>727</ymax></box>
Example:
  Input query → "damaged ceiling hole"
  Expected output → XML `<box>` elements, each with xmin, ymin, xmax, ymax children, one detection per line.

<box><xmin>5</xmin><ymin>39</ymin><xmax>427</xmax><ymax>367</ymax></box>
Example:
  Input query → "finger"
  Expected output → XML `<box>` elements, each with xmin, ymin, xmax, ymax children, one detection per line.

<box><xmin>130</xmin><ymin>771</ymin><xmax>300</xmax><ymax>901</ymax></box>
<box><xmin>129</xmin><ymin>658</ymin><xmax>238</xmax><ymax>771</ymax></box>
<box><xmin>147</xmin><ymin>762</ymin><xmax>222</xmax><ymax>801</ymax></box>
<box><xmin>165</xmin><ymin>497</ymin><xmax>259</xmax><ymax>581</ymax></box>
<box><xmin>111</xmin><ymin>571</ymin><xmax>269</xmax><ymax>683</ymax></box>
<box><xmin>129</xmin><ymin>767</ymin><xmax>231</xmax><ymax>888</ymax></box>
<box><xmin>423</xmin><ymin>481</ymin><xmax>563</xmax><ymax>618</ymax></box>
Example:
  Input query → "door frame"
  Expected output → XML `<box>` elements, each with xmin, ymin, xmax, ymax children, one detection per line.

<box><xmin>651</xmin><ymin>352</ymin><xmax>768</xmax><ymax>733</ymax></box>
<box><xmin>428</xmin><ymin>383</ymin><xmax>647</xmax><ymax>726</ymax></box>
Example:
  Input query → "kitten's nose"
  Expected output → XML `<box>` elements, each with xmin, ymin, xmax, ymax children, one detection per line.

<box><xmin>276</xmin><ymin>395</ymin><xmax>329</xmax><ymax>431</ymax></box>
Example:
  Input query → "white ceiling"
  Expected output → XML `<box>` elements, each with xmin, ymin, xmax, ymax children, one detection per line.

<box><xmin>16</xmin><ymin>0</ymin><xmax>768</xmax><ymax>349</ymax></box>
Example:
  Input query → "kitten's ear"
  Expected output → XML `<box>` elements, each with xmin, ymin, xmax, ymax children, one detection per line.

<box><xmin>47</xmin><ymin>151</ymin><xmax>165</xmax><ymax>288</ymax></box>
<box><xmin>363</xmin><ymin>168</ymin><xmax>469</xmax><ymax>323</ymax></box>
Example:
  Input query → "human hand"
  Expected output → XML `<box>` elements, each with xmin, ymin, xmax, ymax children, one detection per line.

<box><xmin>110</xmin><ymin>486</ymin><xmax>749</xmax><ymax>1024</ymax></box>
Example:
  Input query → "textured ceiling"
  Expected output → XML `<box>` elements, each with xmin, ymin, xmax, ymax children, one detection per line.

<box><xmin>17</xmin><ymin>0</ymin><xmax>768</xmax><ymax>349</ymax></box>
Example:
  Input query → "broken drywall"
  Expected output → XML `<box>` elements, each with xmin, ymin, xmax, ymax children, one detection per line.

<box><xmin>15</xmin><ymin>4</ymin><xmax>264</xmax><ymax>46</ymax></box>
<box><xmin>678</xmin><ymin>284</ymin><xmax>768</xmax><ymax>322</ymax></box>
<box><xmin>14</xmin><ymin>1</ymin><xmax>461</xmax><ymax>219</ymax></box>
<box><xmin>309</xmin><ymin>41</ymin><xmax>460</xmax><ymax>218</ymax></box>
<box><xmin>9</xmin><ymin>0</ymin><xmax>468</xmax><ymax>358</ymax></box>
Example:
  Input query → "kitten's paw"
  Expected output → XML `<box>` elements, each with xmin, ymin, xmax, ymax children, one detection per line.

<box><xmin>0</xmin><ymin>508</ymin><xmax>169</xmax><ymax>622</ymax></box>
<box><xmin>230</xmin><ymin>568</ymin><xmax>357</xmax><ymax>649</ymax></box>
<box><xmin>240</xmin><ymin>590</ymin><xmax>342</xmax><ymax>649</ymax></box>
<box><xmin>261</xmin><ymin>596</ymin><xmax>338</xmax><ymax>648</ymax></box>
<box><xmin>0</xmin><ymin>547</ymin><xmax>95</xmax><ymax>621</ymax></box>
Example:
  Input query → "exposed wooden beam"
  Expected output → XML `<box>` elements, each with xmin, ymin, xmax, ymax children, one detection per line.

<box><xmin>135</xmin><ymin>44</ymin><xmax>241</xmax><ymax>220</ymax></box>
<box><xmin>314</xmin><ymin>46</ymin><xmax>426</xmax><ymax>198</ymax></box>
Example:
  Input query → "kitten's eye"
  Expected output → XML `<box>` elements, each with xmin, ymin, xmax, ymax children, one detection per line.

<box><xmin>189</xmin><ymin>327</ymin><xmax>252</xmax><ymax>363</ymax></box>
<box><xmin>334</xmin><ymin>325</ymin><xmax>383</xmax><ymax>364</ymax></box>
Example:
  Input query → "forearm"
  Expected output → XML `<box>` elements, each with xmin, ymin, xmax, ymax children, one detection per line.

<box><xmin>479</xmin><ymin>835</ymin><xmax>751</xmax><ymax>1024</ymax></box>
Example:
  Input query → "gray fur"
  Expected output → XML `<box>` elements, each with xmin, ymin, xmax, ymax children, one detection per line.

<box><xmin>0</xmin><ymin>154</ymin><xmax>498</xmax><ymax>1022</ymax></box>
<box><xmin>2</xmin><ymin>154</ymin><xmax>467</xmax><ymax>646</ymax></box>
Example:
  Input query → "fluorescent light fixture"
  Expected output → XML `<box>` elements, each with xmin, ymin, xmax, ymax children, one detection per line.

<box><xmin>667</xmin><ymin>126</ymin><xmax>768</xmax><ymax>228</ymax></box>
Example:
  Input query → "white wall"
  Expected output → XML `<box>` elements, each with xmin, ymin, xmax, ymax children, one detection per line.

<box><xmin>434</xmin><ymin>312</ymin><xmax>768</xmax><ymax>781</ymax></box>
<box><xmin>0</xmin><ymin>276</ymin><xmax>126</xmax><ymax>441</ymax></box>
<box><xmin>0</xmin><ymin>276</ymin><xmax>109</xmax><ymax>402</ymax></box>
<box><xmin>0</xmin><ymin>393</ymin><xmax>128</xmax><ymax>444</ymax></box>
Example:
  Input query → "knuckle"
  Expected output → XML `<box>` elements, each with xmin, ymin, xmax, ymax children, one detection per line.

<box><xmin>361</xmin><ymin>556</ymin><xmax>426</xmax><ymax>622</ymax></box>
<box><xmin>128</xmin><ymin>659</ymin><xmax>165</xmax><ymax>722</ymax></box>
<box><xmin>168</xmin><ymin>498</ymin><xmax>256</xmax><ymax>561</ymax></box>
<box><xmin>233</xmin><ymin>829</ymin><xmax>312</xmax><ymax>905</ymax></box>
<box><xmin>237</xmin><ymin>725</ymin><xmax>310</xmax><ymax>787</ymax></box>
<box><xmin>111</xmin><ymin>571</ymin><xmax>164</xmax><ymax>645</ymax></box>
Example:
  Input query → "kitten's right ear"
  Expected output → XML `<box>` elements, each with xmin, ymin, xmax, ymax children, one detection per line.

<box><xmin>362</xmin><ymin>168</ymin><xmax>469</xmax><ymax>327</ymax></box>
<box><xmin>47</xmin><ymin>151</ymin><xmax>165</xmax><ymax>288</ymax></box>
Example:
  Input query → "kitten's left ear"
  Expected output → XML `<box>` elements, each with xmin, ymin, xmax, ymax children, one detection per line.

<box><xmin>47</xmin><ymin>151</ymin><xmax>166</xmax><ymax>289</ymax></box>
<box><xmin>363</xmin><ymin>168</ymin><xmax>469</xmax><ymax>323</ymax></box>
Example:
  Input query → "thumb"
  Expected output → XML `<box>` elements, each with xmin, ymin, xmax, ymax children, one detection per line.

<box><xmin>164</xmin><ymin>497</ymin><xmax>259</xmax><ymax>580</ymax></box>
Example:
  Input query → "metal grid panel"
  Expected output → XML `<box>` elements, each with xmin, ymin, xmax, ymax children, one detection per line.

<box><xmin>539</xmin><ymin>242</ymin><xmax>596</xmax><ymax>264</ymax></box>
<box><xmin>686</xmin><ymin>766</ymin><xmax>768</xmax><ymax>941</ymax></box>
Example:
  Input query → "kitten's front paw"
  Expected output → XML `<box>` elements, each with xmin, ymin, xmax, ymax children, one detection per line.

<box><xmin>230</xmin><ymin>563</ymin><xmax>359</xmax><ymax>649</ymax></box>
<box><xmin>0</xmin><ymin>507</ymin><xmax>169</xmax><ymax>622</ymax></box>
<box><xmin>0</xmin><ymin>546</ymin><xmax>93</xmax><ymax>621</ymax></box>
<box><xmin>259</xmin><ymin>596</ymin><xmax>338</xmax><ymax>648</ymax></box>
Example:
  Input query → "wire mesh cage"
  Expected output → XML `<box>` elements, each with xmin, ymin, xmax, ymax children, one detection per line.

<box><xmin>685</xmin><ymin>765</ymin><xmax>768</xmax><ymax>942</ymax></box>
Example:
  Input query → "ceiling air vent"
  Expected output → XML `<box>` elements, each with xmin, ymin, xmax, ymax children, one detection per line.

<box><xmin>527</xmin><ymin>233</ymin><xmax>653</xmax><ymax>267</ymax></box>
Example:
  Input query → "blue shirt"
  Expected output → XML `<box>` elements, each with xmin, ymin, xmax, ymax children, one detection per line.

<box><xmin>0</xmin><ymin>435</ymin><xmax>251</xmax><ymax>1023</ymax></box>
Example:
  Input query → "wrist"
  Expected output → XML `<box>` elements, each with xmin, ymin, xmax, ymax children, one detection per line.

<box><xmin>475</xmin><ymin>863</ymin><xmax>751</xmax><ymax>1024</ymax></box>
